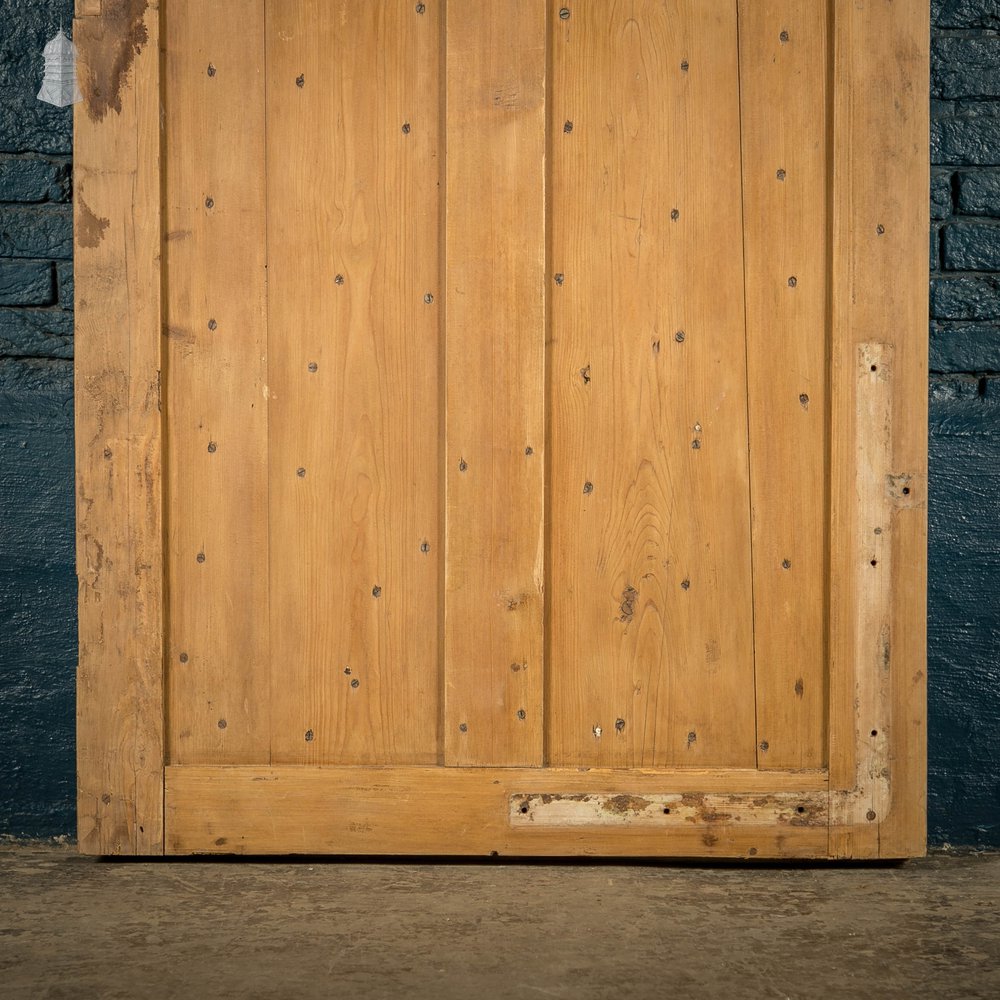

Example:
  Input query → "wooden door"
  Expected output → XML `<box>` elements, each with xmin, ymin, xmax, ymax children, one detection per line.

<box><xmin>73</xmin><ymin>0</ymin><xmax>929</xmax><ymax>858</ymax></box>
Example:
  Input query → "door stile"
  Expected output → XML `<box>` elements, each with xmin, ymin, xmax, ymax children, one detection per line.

<box><xmin>74</xmin><ymin>1</ymin><xmax>165</xmax><ymax>855</ymax></box>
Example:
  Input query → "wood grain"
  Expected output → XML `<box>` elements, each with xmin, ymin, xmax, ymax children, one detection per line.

<box><xmin>166</xmin><ymin>765</ymin><xmax>829</xmax><ymax>857</ymax></box>
<box><xmin>443</xmin><ymin>0</ymin><xmax>547</xmax><ymax>766</ymax></box>
<box><xmin>737</xmin><ymin>1</ymin><xmax>829</xmax><ymax>769</ymax></box>
<box><xmin>547</xmin><ymin>0</ymin><xmax>756</xmax><ymax>768</ymax></box>
<box><xmin>74</xmin><ymin>4</ymin><xmax>163</xmax><ymax>854</ymax></box>
<box><xmin>828</xmin><ymin>1</ymin><xmax>928</xmax><ymax>859</ymax></box>
<box><xmin>266</xmin><ymin>0</ymin><xmax>441</xmax><ymax>765</ymax></box>
<box><xmin>163</xmin><ymin>0</ymin><xmax>270</xmax><ymax>765</ymax></box>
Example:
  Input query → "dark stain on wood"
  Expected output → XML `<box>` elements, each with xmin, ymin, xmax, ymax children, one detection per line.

<box><xmin>602</xmin><ymin>794</ymin><xmax>651</xmax><ymax>815</ymax></box>
<box><xmin>77</xmin><ymin>198</ymin><xmax>110</xmax><ymax>249</ymax></box>
<box><xmin>78</xmin><ymin>0</ymin><xmax>150</xmax><ymax>123</ymax></box>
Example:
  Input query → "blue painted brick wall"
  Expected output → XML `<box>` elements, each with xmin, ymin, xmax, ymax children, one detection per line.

<box><xmin>1</xmin><ymin>2</ymin><xmax>999</xmax><ymax>845</ymax></box>
<box><xmin>0</xmin><ymin>0</ymin><xmax>77</xmax><ymax>839</ymax></box>
<box><xmin>929</xmin><ymin>0</ymin><xmax>1000</xmax><ymax>847</ymax></box>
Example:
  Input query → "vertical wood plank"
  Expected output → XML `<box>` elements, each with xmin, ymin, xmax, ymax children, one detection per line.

<box><xmin>163</xmin><ymin>0</ymin><xmax>270</xmax><ymax>765</ymax></box>
<box><xmin>444</xmin><ymin>0</ymin><xmax>546</xmax><ymax>766</ymax></box>
<box><xmin>267</xmin><ymin>1</ymin><xmax>442</xmax><ymax>764</ymax></box>
<box><xmin>548</xmin><ymin>0</ymin><xmax>756</xmax><ymax>768</ymax></box>
<box><xmin>828</xmin><ymin>1</ymin><xmax>928</xmax><ymax>858</ymax></box>
<box><xmin>737</xmin><ymin>1</ymin><xmax>829</xmax><ymax>769</ymax></box>
<box><xmin>74</xmin><ymin>3</ymin><xmax>163</xmax><ymax>854</ymax></box>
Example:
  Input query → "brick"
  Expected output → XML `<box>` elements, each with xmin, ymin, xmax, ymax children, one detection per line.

<box><xmin>0</xmin><ymin>156</ymin><xmax>71</xmax><ymax>203</ymax></box>
<box><xmin>932</xmin><ymin>276</ymin><xmax>1000</xmax><ymax>320</ymax></box>
<box><xmin>932</xmin><ymin>109</ymin><xmax>1000</xmax><ymax>166</ymax></box>
<box><xmin>957</xmin><ymin>170</ymin><xmax>1000</xmax><ymax>217</ymax></box>
<box><xmin>0</xmin><ymin>308</ymin><xmax>73</xmax><ymax>359</ymax></box>
<box><xmin>0</xmin><ymin>261</ymin><xmax>55</xmax><ymax>307</ymax></box>
<box><xmin>932</xmin><ymin>0</ymin><xmax>1000</xmax><ymax>30</ymax></box>
<box><xmin>931</xmin><ymin>172</ymin><xmax>954</xmax><ymax>221</ymax></box>
<box><xmin>0</xmin><ymin>0</ymin><xmax>74</xmax><ymax>155</ymax></box>
<box><xmin>0</xmin><ymin>205</ymin><xmax>72</xmax><ymax>260</ymax></box>
<box><xmin>932</xmin><ymin>37</ymin><xmax>1000</xmax><ymax>101</ymax></box>
<box><xmin>56</xmin><ymin>263</ymin><xmax>72</xmax><ymax>311</ymax></box>
<box><xmin>943</xmin><ymin>222</ymin><xmax>1000</xmax><ymax>271</ymax></box>
<box><xmin>931</xmin><ymin>322</ymin><xmax>1000</xmax><ymax>372</ymax></box>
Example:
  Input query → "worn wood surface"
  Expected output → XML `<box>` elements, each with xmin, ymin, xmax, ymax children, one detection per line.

<box><xmin>74</xmin><ymin>1</ymin><xmax>163</xmax><ymax>854</ymax></box>
<box><xmin>547</xmin><ymin>0</ymin><xmax>756</xmax><ymax>769</ymax></box>
<box><xmin>266</xmin><ymin>0</ymin><xmax>441</xmax><ymax>765</ymax></box>
<box><xmin>828</xmin><ymin>1</ymin><xmax>929</xmax><ymax>859</ymax></box>
<box><xmin>163</xmin><ymin>0</ymin><xmax>270</xmax><ymax>766</ymax></box>
<box><xmin>77</xmin><ymin>0</ymin><xmax>928</xmax><ymax>859</ymax></box>
<box><xmin>166</xmin><ymin>765</ymin><xmax>829</xmax><ymax>857</ymax></box>
<box><xmin>737</xmin><ymin>0</ymin><xmax>829</xmax><ymax>770</ymax></box>
<box><xmin>443</xmin><ymin>0</ymin><xmax>546</xmax><ymax>766</ymax></box>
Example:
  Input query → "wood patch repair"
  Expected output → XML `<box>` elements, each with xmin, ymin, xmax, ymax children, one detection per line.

<box><xmin>510</xmin><ymin>791</ymin><xmax>828</xmax><ymax>828</ymax></box>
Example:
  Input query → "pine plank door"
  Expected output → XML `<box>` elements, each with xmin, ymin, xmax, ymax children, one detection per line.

<box><xmin>74</xmin><ymin>0</ymin><xmax>929</xmax><ymax>858</ymax></box>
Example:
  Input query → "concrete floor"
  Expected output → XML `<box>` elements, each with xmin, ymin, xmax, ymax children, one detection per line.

<box><xmin>1</xmin><ymin>845</ymin><xmax>998</xmax><ymax>1000</ymax></box>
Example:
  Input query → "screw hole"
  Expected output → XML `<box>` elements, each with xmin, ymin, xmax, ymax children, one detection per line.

<box><xmin>871</xmin><ymin>364</ymin><xmax>878</xmax><ymax>372</ymax></box>
<box><xmin>520</xmin><ymin>803</ymin><xmax>529</xmax><ymax>814</ymax></box>
<box><xmin>663</xmin><ymin>807</ymin><xmax>671</xmax><ymax>815</ymax></box>
<box><xmin>871</xmin><ymin>729</ymin><xmax>879</xmax><ymax>737</ymax></box>
<box><xmin>902</xmin><ymin>486</ymin><xmax>911</xmax><ymax>496</ymax></box>
<box><xmin>796</xmin><ymin>806</ymin><xmax>806</xmax><ymax>814</ymax></box>
<box><xmin>870</xmin><ymin>559</ymin><xmax>878</xmax><ymax>567</ymax></box>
